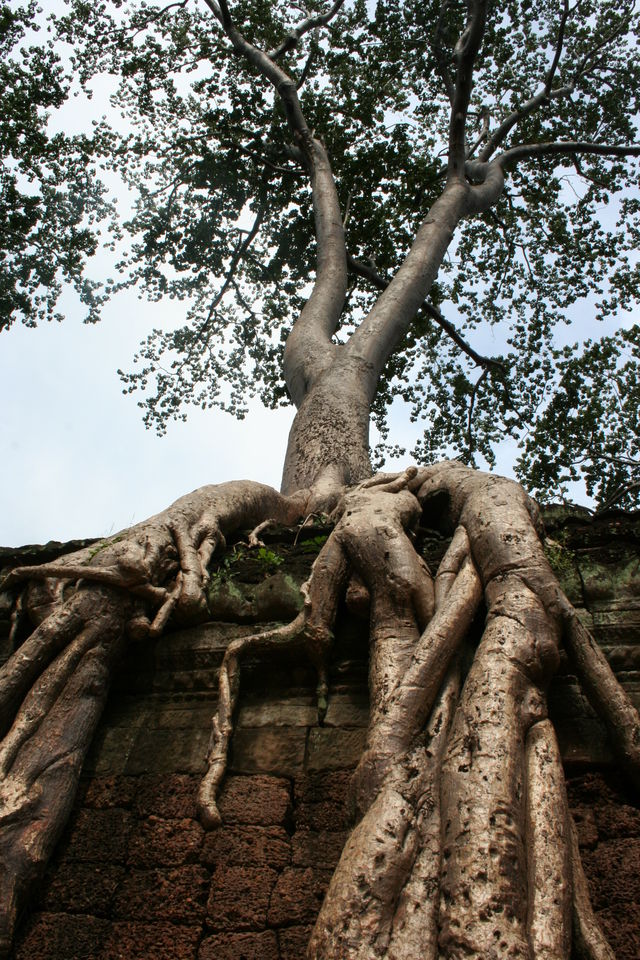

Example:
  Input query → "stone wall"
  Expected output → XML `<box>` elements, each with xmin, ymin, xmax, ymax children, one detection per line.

<box><xmin>2</xmin><ymin>507</ymin><xmax>639</xmax><ymax>959</ymax></box>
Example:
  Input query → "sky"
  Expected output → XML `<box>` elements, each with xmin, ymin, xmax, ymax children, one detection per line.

<box><xmin>0</xmin><ymin>294</ymin><xmax>300</xmax><ymax>546</ymax></box>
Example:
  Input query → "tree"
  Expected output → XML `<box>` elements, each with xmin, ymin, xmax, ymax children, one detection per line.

<box><xmin>1</xmin><ymin>0</ymin><xmax>640</xmax><ymax>957</ymax></box>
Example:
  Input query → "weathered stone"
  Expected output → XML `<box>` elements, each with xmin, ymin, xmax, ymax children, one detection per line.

<box><xmin>595</xmin><ymin>802</ymin><xmax>640</xmax><ymax>839</ymax></box>
<box><xmin>217</xmin><ymin>774</ymin><xmax>291</xmax><ymax>826</ymax></box>
<box><xmin>278</xmin><ymin>925</ymin><xmax>315</xmax><ymax>960</ymax></box>
<box><xmin>125</xmin><ymin>726</ymin><xmax>210</xmax><ymax>775</ymax></box>
<box><xmin>81</xmin><ymin>775</ymin><xmax>138</xmax><ymax>810</ymax></box>
<box><xmin>199</xmin><ymin>930</ymin><xmax>279</xmax><ymax>960</ymax></box>
<box><xmin>151</xmin><ymin>668</ymin><xmax>220</xmax><ymax>693</ymax></box>
<box><xmin>267</xmin><ymin>866</ymin><xmax>332</xmax><ymax>926</ymax></box>
<box><xmin>206</xmin><ymin>864</ymin><xmax>277</xmax><ymax>930</ymax></box>
<box><xmin>133</xmin><ymin>773</ymin><xmax>201</xmax><ymax>820</ymax></box>
<box><xmin>595</xmin><ymin>903</ymin><xmax>640</xmax><ymax>960</ymax></box>
<box><xmin>236</xmin><ymin>696</ymin><xmax>317</xmax><ymax>727</ymax></box>
<box><xmin>323</xmin><ymin>693</ymin><xmax>369</xmax><ymax>728</ymax></box>
<box><xmin>571</xmin><ymin>806</ymin><xmax>599</xmax><ymax>849</ymax></box>
<box><xmin>41</xmin><ymin>863</ymin><xmax>124</xmax><ymax>916</ymax></box>
<box><xmin>254</xmin><ymin>572</ymin><xmax>304</xmax><ymax>619</ymax></box>
<box><xmin>112</xmin><ymin>866</ymin><xmax>209</xmax><ymax>923</ymax></box>
<box><xmin>292</xmin><ymin>828</ymin><xmax>348</xmax><ymax>870</ymax></box>
<box><xmin>202</xmin><ymin>824</ymin><xmax>291</xmax><ymax>870</ymax></box>
<box><xmin>293</xmin><ymin>770</ymin><xmax>354</xmax><ymax>834</ymax></box>
<box><xmin>147</xmin><ymin>698</ymin><xmax>218</xmax><ymax>731</ymax></box>
<box><xmin>581</xmin><ymin>838</ymin><xmax>640</xmax><ymax>910</ymax></box>
<box><xmin>102</xmin><ymin>921</ymin><xmax>200</xmax><ymax>960</ymax></box>
<box><xmin>306</xmin><ymin>727</ymin><xmax>366</xmax><ymax>771</ymax></box>
<box><xmin>555</xmin><ymin>718</ymin><xmax>612</xmax><ymax>765</ymax></box>
<box><xmin>83</xmin><ymin>723</ymin><xmax>143</xmax><ymax>776</ymax></box>
<box><xmin>14</xmin><ymin>913</ymin><xmax>109</xmax><ymax>960</ymax></box>
<box><xmin>127</xmin><ymin>816</ymin><xmax>204</xmax><ymax>867</ymax></box>
<box><xmin>230</xmin><ymin>726</ymin><xmax>307</xmax><ymax>776</ymax></box>
<box><xmin>58</xmin><ymin>809</ymin><xmax>135</xmax><ymax>864</ymax></box>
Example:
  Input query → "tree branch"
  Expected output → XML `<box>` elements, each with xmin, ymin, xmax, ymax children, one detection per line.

<box><xmin>474</xmin><ymin>1</ymin><xmax>573</xmax><ymax>162</ymax></box>
<box><xmin>448</xmin><ymin>0</ymin><xmax>489</xmax><ymax>180</ymax></box>
<box><xmin>203</xmin><ymin>0</ymin><xmax>347</xmax><ymax>406</ymax></box>
<box><xmin>345</xmin><ymin>183</ymin><xmax>470</xmax><ymax>385</ymax></box>
<box><xmin>573</xmin><ymin>2</ymin><xmax>636</xmax><ymax>84</ymax></box>
<box><xmin>544</xmin><ymin>0</ymin><xmax>570</xmax><ymax>94</ymax></box>
<box><xmin>478</xmin><ymin>85</ymin><xmax>575</xmax><ymax>163</ymax></box>
<box><xmin>497</xmin><ymin>140</ymin><xmax>640</xmax><ymax>168</ymax></box>
<box><xmin>268</xmin><ymin>0</ymin><xmax>346</xmax><ymax>60</ymax></box>
<box><xmin>347</xmin><ymin>254</ymin><xmax>504</xmax><ymax>372</ymax></box>
<box><xmin>431</xmin><ymin>0</ymin><xmax>455</xmax><ymax>106</ymax></box>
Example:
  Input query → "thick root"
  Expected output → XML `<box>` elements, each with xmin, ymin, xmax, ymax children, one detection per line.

<box><xmin>525</xmin><ymin>720</ymin><xmax>572</xmax><ymax>960</ymax></box>
<box><xmin>0</xmin><ymin>480</ymin><xmax>307</xmax><ymax>955</ymax></box>
<box><xmin>0</xmin><ymin>464</ymin><xmax>632</xmax><ymax>960</ymax></box>
<box><xmin>308</xmin><ymin>669</ymin><xmax>461</xmax><ymax>960</ymax></box>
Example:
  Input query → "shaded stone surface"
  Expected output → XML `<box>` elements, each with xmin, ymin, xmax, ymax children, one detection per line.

<box><xmin>206</xmin><ymin>864</ymin><xmax>277</xmax><ymax>931</ymax></box>
<box><xmin>199</xmin><ymin>930</ymin><xmax>279</xmax><ymax>960</ymax></box>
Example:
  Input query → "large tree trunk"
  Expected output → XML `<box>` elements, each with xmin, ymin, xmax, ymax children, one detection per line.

<box><xmin>281</xmin><ymin>355</ymin><xmax>374</xmax><ymax>502</ymax></box>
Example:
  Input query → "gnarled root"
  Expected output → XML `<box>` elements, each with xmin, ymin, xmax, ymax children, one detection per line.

<box><xmin>0</xmin><ymin>480</ymin><xmax>307</xmax><ymax>955</ymax></box>
<box><xmin>0</xmin><ymin>464</ymin><xmax>636</xmax><ymax>960</ymax></box>
<box><xmin>303</xmin><ymin>462</ymin><xmax>635</xmax><ymax>960</ymax></box>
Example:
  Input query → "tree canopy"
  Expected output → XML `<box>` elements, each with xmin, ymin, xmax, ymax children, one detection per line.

<box><xmin>2</xmin><ymin>0</ymin><xmax>640</xmax><ymax>506</ymax></box>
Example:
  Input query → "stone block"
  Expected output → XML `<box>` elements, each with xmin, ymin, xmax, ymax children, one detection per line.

<box><xmin>267</xmin><ymin>866</ymin><xmax>331</xmax><ymax>927</ymax></box>
<box><xmin>58</xmin><ymin>809</ymin><xmax>135</xmax><ymax>864</ymax></box>
<box><xmin>202</xmin><ymin>824</ymin><xmax>291</xmax><ymax>870</ymax></box>
<box><xmin>217</xmin><ymin>774</ymin><xmax>291</xmax><ymax>826</ymax></box>
<box><xmin>199</xmin><ymin>930</ymin><xmax>279</xmax><ymax>960</ymax></box>
<box><xmin>294</xmin><ymin>771</ymin><xmax>353</xmax><ymax>832</ymax></box>
<box><xmin>125</xmin><ymin>726</ymin><xmax>210</xmax><ymax>775</ymax></box>
<box><xmin>102</xmin><ymin>921</ymin><xmax>200</xmax><ymax>960</ymax></box>
<box><xmin>324</xmin><ymin>694</ymin><xmax>369</xmax><ymax>728</ymax></box>
<box><xmin>295</xmin><ymin>769</ymin><xmax>353</xmax><ymax>804</ymax></box>
<box><xmin>112</xmin><ymin>866</ymin><xmax>209</xmax><ymax>923</ymax></box>
<box><xmin>571</xmin><ymin>807</ymin><xmax>599</xmax><ymax>850</ymax></box>
<box><xmin>595</xmin><ymin>802</ymin><xmax>640</xmax><ymax>840</ymax></box>
<box><xmin>595</xmin><ymin>903</ymin><xmax>640</xmax><ymax>960</ymax></box>
<box><xmin>306</xmin><ymin>727</ymin><xmax>366</xmax><ymax>771</ymax></box>
<box><xmin>127</xmin><ymin>816</ymin><xmax>204</xmax><ymax>868</ymax></box>
<box><xmin>147</xmin><ymin>698</ymin><xmax>217</xmax><ymax>731</ymax></box>
<box><xmin>279</xmin><ymin>925</ymin><xmax>314</xmax><ymax>960</ymax></box>
<box><xmin>81</xmin><ymin>776</ymin><xmax>138</xmax><ymax>810</ymax></box>
<box><xmin>206</xmin><ymin>864</ymin><xmax>277</xmax><ymax>931</ymax></box>
<box><xmin>292</xmin><ymin>828</ymin><xmax>348</xmax><ymax>870</ymax></box>
<box><xmin>236</xmin><ymin>697</ymin><xmax>317</xmax><ymax>727</ymax></box>
<box><xmin>230</xmin><ymin>726</ymin><xmax>306</xmax><ymax>776</ymax></box>
<box><xmin>556</xmin><ymin>718</ymin><xmax>612</xmax><ymax>765</ymax></box>
<box><xmin>41</xmin><ymin>863</ymin><xmax>124</xmax><ymax>916</ymax></box>
<box><xmin>581</xmin><ymin>838</ymin><xmax>640</xmax><ymax>911</ymax></box>
<box><xmin>14</xmin><ymin>912</ymin><xmax>109</xmax><ymax>960</ymax></box>
<box><xmin>133</xmin><ymin>773</ymin><xmax>201</xmax><ymax>820</ymax></box>
<box><xmin>83</xmin><ymin>724</ymin><xmax>142</xmax><ymax>776</ymax></box>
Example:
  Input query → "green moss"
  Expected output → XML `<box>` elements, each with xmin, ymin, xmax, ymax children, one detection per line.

<box><xmin>544</xmin><ymin>538</ymin><xmax>577</xmax><ymax>580</ymax></box>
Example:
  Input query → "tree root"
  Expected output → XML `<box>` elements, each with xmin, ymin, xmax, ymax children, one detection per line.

<box><xmin>0</xmin><ymin>480</ymin><xmax>307</xmax><ymax>954</ymax></box>
<box><xmin>197</xmin><ymin>614</ymin><xmax>305</xmax><ymax>828</ymax></box>
<box><xmin>0</xmin><ymin>464</ymin><xmax>636</xmax><ymax>960</ymax></box>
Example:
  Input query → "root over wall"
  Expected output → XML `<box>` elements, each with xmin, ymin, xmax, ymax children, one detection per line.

<box><xmin>1</xmin><ymin>503</ymin><xmax>639</xmax><ymax>960</ymax></box>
